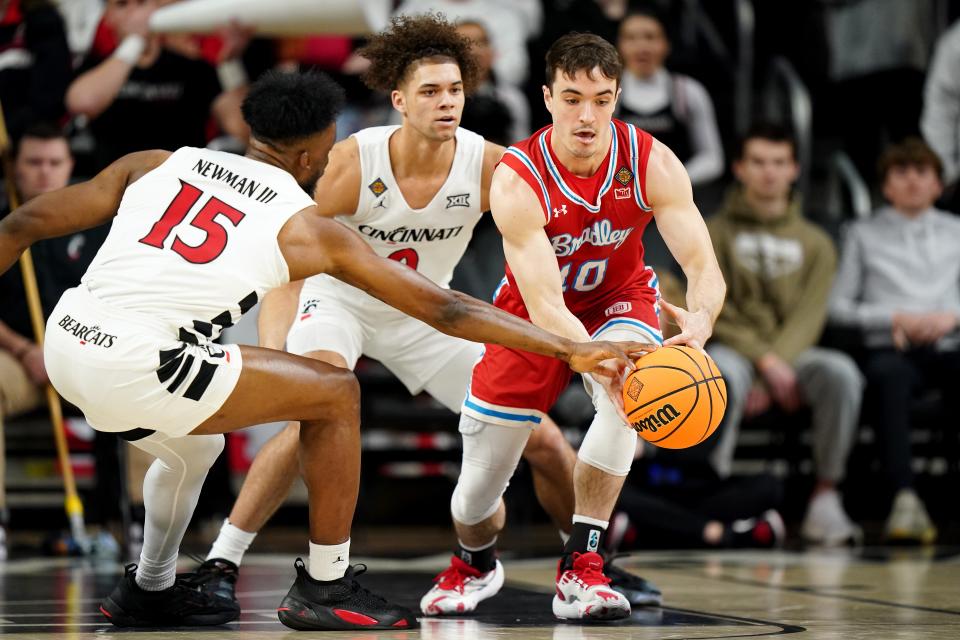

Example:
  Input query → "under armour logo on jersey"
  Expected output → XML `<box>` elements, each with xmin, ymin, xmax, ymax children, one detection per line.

<box><xmin>553</xmin><ymin>204</ymin><xmax>568</xmax><ymax>218</ymax></box>
<box><xmin>368</xmin><ymin>177</ymin><xmax>388</xmax><ymax>196</ymax></box>
<box><xmin>446</xmin><ymin>193</ymin><xmax>470</xmax><ymax>208</ymax></box>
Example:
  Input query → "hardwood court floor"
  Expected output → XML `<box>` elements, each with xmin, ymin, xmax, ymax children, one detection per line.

<box><xmin>0</xmin><ymin>548</ymin><xmax>958</xmax><ymax>639</ymax></box>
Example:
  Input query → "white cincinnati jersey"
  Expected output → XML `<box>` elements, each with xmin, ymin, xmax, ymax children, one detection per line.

<box><xmin>82</xmin><ymin>147</ymin><xmax>315</xmax><ymax>343</ymax></box>
<box><xmin>303</xmin><ymin>126</ymin><xmax>485</xmax><ymax>311</ymax></box>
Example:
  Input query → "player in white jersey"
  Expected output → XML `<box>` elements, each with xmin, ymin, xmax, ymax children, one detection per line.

<box><xmin>0</xmin><ymin>70</ymin><xmax>649</xmax><ymax>631</ymax></box>
<box><xmin>197</xmin><ymin>15</ymin><xmax>663</xmax><ymax>617</ymax></box>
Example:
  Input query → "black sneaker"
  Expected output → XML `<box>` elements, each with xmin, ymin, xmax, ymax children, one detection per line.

<box><xmin>180</xmin><ymin>558</ymin><xmax>239</xmax><ymax>607</ymax></box>
<box><xmin>100</xmin><ymin>564</ymin><xmax>240</xmax><ymax>627</ymax></box>
<box><xmin>277</xmin><ymin>558</ymin><xmax>419</xmax><ymax>631</ymax></box>
<box><xmin>602</xmin><ymin>554</ymin><xmax>663</xmax><ymax>607</ymax></box>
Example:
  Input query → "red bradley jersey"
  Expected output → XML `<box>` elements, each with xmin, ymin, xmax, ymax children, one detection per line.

<box><xmin>496</xmin><ymin>119</ymin><xmax>658</xmax><ymax>325</ymax></box>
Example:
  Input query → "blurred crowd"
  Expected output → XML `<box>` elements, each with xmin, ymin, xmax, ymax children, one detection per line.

<box><xmin>0</xmin><ymin>0</ymin><xmax>958</xmax><ymax>558</ymax></box>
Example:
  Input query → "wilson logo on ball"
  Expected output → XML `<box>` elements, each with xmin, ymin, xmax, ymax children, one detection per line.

<box><xmin>631</xmin><ymin>403</ymin><xmax>680</xmax><ymax>434</ymax></box>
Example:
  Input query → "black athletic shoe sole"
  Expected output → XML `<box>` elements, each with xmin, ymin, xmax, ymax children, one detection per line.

<box><xmin>610</xmin><ymin>584</ymin><xmax>663</xmax><ymax>607</ymax></box>
<box><xmin>277</xmin><ymin>594</ymin><xmax>418</xmax><ymax>631</ymax></box>
<box><xmin>99</xmin><ymin>596</ymin><xmax>240</xmax><ymax>627</ymax></box>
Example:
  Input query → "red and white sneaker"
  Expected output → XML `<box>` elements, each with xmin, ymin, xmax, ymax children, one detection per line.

<box><xmin>552</xmin><ymin>552</ymin><xmax>631</xmax><ymax>621</ymax></box>
<box><xmin>420</xmin><ymin>556</ymin><xmax>504</xmax><ymax>616</ymax></box>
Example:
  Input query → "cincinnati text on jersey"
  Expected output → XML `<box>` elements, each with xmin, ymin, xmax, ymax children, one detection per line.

<box><xmin>550</xmin><ymin>218</ymin><xmax>635</xmax><ymax>257</ymax></box>
<box><xmin>191</xmin><ymin>159</ymin><xmax>279</xmax><ymax>203</ymax></box>
<box><xmin>57</xmin><ymin>315</ymin><xmax>118</xmax><ymax>348</ymax></box>
<box><xmin>357</xmin><ymin>224</ymin><xmax>465</xmax><ymax>244</ymax></box>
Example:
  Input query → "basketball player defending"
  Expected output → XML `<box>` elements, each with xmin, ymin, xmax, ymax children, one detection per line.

<box><xmin>0</xmin><ymin>71</ymin><xmax>648</xmax><ymax>630</ymax></box>
<box><xmin>195</xmin><ymin>15</ymin><xmax>661</xmax><ymax>614</ymax></box>
<box><xmin>420</xmin><ymin>34</ymin><xmax>726</xmax><ymax>621</ymax></box>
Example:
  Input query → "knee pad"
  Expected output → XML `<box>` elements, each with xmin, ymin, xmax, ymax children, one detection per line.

<box><xmin>450</xmin><ymin>416</ymin><xmax>531</xmax><ymax>525</ymax></box>
<box><xmin>577</xmin><ymin>384</ymin><xmax>637</xmax><ymax>477</ymax></box>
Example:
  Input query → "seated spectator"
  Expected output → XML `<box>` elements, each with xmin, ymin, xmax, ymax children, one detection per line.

<box><xmin>0</xmin><ymin>0</ymin><xmax>71</xmax><ymax>141</ymax></box>
<box><xmin>921</xmin><ymin>19</ymin><xmax>960</xmax><ymax>213</ymax></box>
<box><xmin>707</xmin><ymin>123</ymin><xmax>864</xmax><ymax>547</ymax></box>
<box><xmin>65</xmin><ymin>0</ymin><xmax>248</xmax><ymax>171</ymax></box>
<box><xmin>455</xmin><ymin>20</ymin><xmax>529</xmax><ymax>145</ymax></box>
<box><xmin>0</xmin><ymin>122</ymin><xmax>76</xmax><ymax>559</ymax></box>
<box><xmin>616</xmin><ymin>5</ymin><xmax>724</xmax><ymax>187</ymax></box>
<box><xmin>828</xmin><ymin>138</ymin><xmax>958</xmax><ymax>544</ymax></box>
<box><xmin>609</xmin><ymin>459</ymin><xmax>784</xmax><ymax>551</ymax></box>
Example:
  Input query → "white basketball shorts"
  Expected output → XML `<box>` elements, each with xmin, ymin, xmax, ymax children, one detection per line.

<box><xmin>44</xmin><ymin>286</ymin><xmax>243</xmax><ymax>438</ymax></box>
<box><xmin>286</xmin><ymin>275</ymin><xmax>480</xmax><ymax>410</ymax></box>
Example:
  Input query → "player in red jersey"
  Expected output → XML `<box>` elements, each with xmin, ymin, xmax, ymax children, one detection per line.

<box><xmin>420</xmin><ymin>33</ymin><xmax>726</xmax><ymax>621</ymax></box>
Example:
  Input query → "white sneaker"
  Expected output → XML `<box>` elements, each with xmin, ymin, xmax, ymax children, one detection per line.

<box><xmin>552</xmin><ymin>552</ymin><xmax>631</xmax><ymax>621</ymax></box>
<box><xmin>884</xmin><ymin>489</ymin><xmax>937</xmax><ymax>544</ymax></box>
<box><xmin>421</xmin><ymin>556</ymin><xmax>504</xmax><ymax>616</ymax></box>
<box><xmin>800</xmin><ymin>489</ymin><xmax>862</xmax><ymax>547</ymax></box>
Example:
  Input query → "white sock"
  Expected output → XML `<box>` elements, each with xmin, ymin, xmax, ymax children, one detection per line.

<box><xmin>207</xmin><ymin>518</ymin><xmax>257</xmax><ymax>566</ymax></box>
<box><xmin>308</xmin><ymin>539</ymin><xmax>350</xmax><ymax>581</ymax></box>
<box><xmin>136</xmin><ymin>555</ymin><xmax>176</xmax><ymax>591</ymax></box>
<box><xmin>457</xmin><ymin>537</ymin><xmax>496</xmax><ymax>552</ymax></box>
<box><xmin>572</xmin><ymin>514</ymin><xmax>609</xmax><ymax>528</ymax></box>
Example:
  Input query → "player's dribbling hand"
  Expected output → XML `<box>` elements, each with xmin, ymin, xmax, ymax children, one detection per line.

<box><xmin>660</xmin><ymin>300</ymin><xmax>713</xmax><ymax>352</ymax></box>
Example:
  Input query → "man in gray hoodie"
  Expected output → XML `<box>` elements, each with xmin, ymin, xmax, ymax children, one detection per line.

<box><xmin>707</xmin><ymin>123</ymin><xmax>864</xmax><ymax>547</ymax></box>
<box><xmin>829</xmin><ymin>138</ymin><xmax>959</xmax><ymax>544</ymax></box>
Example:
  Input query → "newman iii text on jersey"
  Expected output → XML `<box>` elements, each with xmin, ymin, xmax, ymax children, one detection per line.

<box><xmin>192</xmin><ymin>159</ymin><xmax>279</xmax><ymax>204</ymax></box>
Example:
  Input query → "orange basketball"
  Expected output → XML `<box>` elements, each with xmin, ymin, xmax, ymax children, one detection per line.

<box><xmin>621</xmin><ymin>345</ymin><xmax>727</xmax><ymax>449</ymax></box>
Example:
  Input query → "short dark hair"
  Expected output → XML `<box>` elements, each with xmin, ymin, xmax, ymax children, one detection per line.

<box><xmin>736</xmin><ymin>122</ymin><xmax>797</xmax><ymax>160</ymax></box>
<box><xmin>877</xmin><ymin>137</ymin><xmax>943</xmax><ymax>182</ymax></box>
<box><xmin>15</xmin><ymin>122</ymin><xmax>69</xmax><ymax>157</ymax></box>
<box><xmin>621</xmin><ymin>4</ymin><xmax>670</xmax><ymax>35</ymax></box>
<box><xmin>545</xmin><ymin>32</ymin><xmax>623</xmax><ymax>88</ymax></box>
<box><xmin>241</xmin><ymin>70</ymin><xmax>345</xmax><ymax>145</ymax></box>
<box><xmin>358</xmin><ymin>13</ymin><xmax>479</xmax><ymax>94</ymax></box>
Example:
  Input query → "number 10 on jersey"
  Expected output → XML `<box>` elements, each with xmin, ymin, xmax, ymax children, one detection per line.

<box><xmin>559</xmin><ymin>259</ymin><xmax>608</xmax><ymax>292</ymax></box>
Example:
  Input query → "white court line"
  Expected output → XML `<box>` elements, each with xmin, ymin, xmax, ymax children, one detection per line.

<box><xmin>0</xmin><ymin>619</ymin><xmax>285</xmax><ymax>628</ymax></box>
<box><xmin>0</xmin><ymin>609</ymin><xmax>279</xmax><ymax>621</ymax></box>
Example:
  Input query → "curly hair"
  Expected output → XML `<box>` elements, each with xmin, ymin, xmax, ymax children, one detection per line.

<box><xmin>358</xmin><ymin>13</ymin><xmax>479</xmax><ymax>94</ymax></box>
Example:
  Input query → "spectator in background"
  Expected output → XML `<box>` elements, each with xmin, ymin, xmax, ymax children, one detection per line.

<box><xmin>825</xmin><ymin>0</ymin><xmax>934</xmax><ymax>181</ymax></box>
<box><xmin>65</xmin><ymin>0</ymin><xmax>248</xmax><ymax>171</ymax></box>
<box><xmin>609</xmin><ymin>459</ymin><xmax>784</xmax><ymax>551</ymax></box>
<box><xmin>396</xmin><ymin>1</ymin><xmax>530</xmax><ymax>87</ymax></box>
<box><xmin>921</xmin><ymin>19</ymin><xmax>960</xmax><ymax>213</ymax></box>
<box><xmin>616</xmin><ymin>5</ymin><xmax>724</xmax><ymax>187</ymax></box>
<box><xmin>0</xmin><ymin>0</ymin><xmax>71</xmax><ymax>141</ymax></box>
<box><xmin>455</xmin><ymin>20</ymin><xmax>529</xmax><ymax>145</ymax></box>
<box><xmin>0</xmin><ymin>123</ymin><xmax>75</xmax><ymax>560</ymax></box>
<box><xmin>707</xmin><ymin>123</ymin><xmax>864</xmax><ymax>547</ymax></box>
<box><xmin>829</xmin><ymin>138</ymin><xmax>959</xmax><ymax>545</ymax></box>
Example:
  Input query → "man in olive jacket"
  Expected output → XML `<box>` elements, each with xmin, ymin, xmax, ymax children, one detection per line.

<box><xmin>706</xmin><ymin>123</ymin><xmax>864</xmax><ymax>546</ymax></box>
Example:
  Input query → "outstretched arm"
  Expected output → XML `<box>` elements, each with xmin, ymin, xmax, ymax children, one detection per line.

<box><xmin>647</xmin><ymin>140</ymin><xmax>726</xmax><ymax>349</ymax></box>
<box><xmin>0</xmin><ymin>150</ymin><xmax>170</xmax><ymax>274</ymax></box>
<box><xmin>278</xmin><ymin>211</ymin><xmax>651</xmax><ymax>377</ymax></box>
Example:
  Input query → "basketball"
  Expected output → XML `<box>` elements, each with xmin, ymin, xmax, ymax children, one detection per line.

<box><xmin>622</xmin><ymin>345</ymin><xmax>727</xmax><ymax>449</ymax></box>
